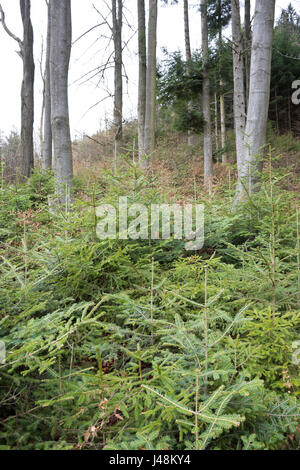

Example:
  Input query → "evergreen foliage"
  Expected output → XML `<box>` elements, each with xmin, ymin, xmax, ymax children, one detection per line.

<box><xmin>0</xmin><ymin>153</ymin><xmax>299</xmax><ymax>450</ymax></box>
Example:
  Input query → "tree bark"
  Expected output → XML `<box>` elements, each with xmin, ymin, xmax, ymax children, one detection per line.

<box><xmin>214</xmin><ymin>92</ymin><xmax>219</xmax><ymax>152</ymax></box>
<box><xmin>0</xmin><ymin>2</ymin><xmax>35</xmax><ymax>180</ymax></box>
<box><xmin>20</xmin><ymin>0</ymin><xmax>35</xmax><ymax>178</ymax></box>
<box><xmin>184</xmin><ymin>0</ymin><xmax>192</xmax><ymax>65</ymax></box>
<box><xmin>201</xmin><ymin>0</ymin><xmax>213</xmax><ymax>190</ymax></box>
<box><xmin>43</xmin><ymin>1</ymin><xmax>52</xmax><ymax>170</ymax></box>
<box><xmin>231</xmin><ymin>0</ymin><xmax>246</xmax><ymax>175</ymax></box>
<box><xmin>184</xmin><ymin>0</ymin><xmax>194</xmax><ymax>146</ymax></box>
<box><xmin>234</xmin><ymin>0</ymin><xmax>275</xmax><ymax>206</ymax></box>
<box><xmin>217</xmin><ymin>0</ymin><xmax>226</xmax><ymax>163</ymax></box>
<box><xmin>220</xmin><ymin>85</ymin><xmax>226</xmax><ymax>163</ymax></box>
<box><xmin>143</xmin><ymin>0</ymin><xmax>158</xmax><ymax>167</ymax></box>
<box><xmin>244</xmin><ymin>0</ymin><xmax>251</xmax><ymax>108</ymax></box>
<box><xmin>112</xmin><ymin>0</ymin><xmax>123</xmax><ymax>155</ymax></box>
<box><xmin>49</xmin><ymin>0</ymin><xmax>73</xmax><ymax>204</ymax></box>
<box><xmin>137</xmin><ymin>0</ymin><xmax>147</xmax><ymax>162</ymax></box>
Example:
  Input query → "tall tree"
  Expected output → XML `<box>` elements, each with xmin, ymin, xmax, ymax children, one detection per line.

<box><xmin>112</xmin><ymin>0</ymin><xmax>123</xmax><ymax>155</ymax></box>
<box><xmin>184</xmin><ymin>0</ymin><xmax>192</xmax><ymax>65</ymax></box>
<box><xmin>184</xmin><ymin>0</ymin><xmax>194</xmax><ymax>146</ymax></box>
<box><xmin>43</xmin><ymin>1</ymin><xmax>52</xmax><ymax>170</ymax></box>
<box><xmin>207</xmin><ymin>0</ymin><xmax>231</xmax><ymax>162</ymax></box>
<box><xmin>143</xmin><ymin>0</ymin><xmax>158</xmax><ymax>167</ymax></box>
<box><xmin>20</xmin><ymin>0</ymin><xmax>35</xmax><ymax>178</ymax></box>
<box><xmin>49</xmin><ymin>0</ymin><xmax>73</xmax><ymax>204</ymax></box>
<box><xmin>201</xmin><ymin>0</ymin><xmax>213</xmax><ymax>190</ymax></box>
<box><xmin>231</xmin><ymin>0</ymin><xmax>246</xmax><ymax>175</ymax></box>
<box><xmin>0</xmin><ymin>1</ymin><xmax>35</xmax><ymax>179</ymax></box>
<box><xmin>218</xmin><ymin>0</ymin><xmax>226</xmax><ymax>163</ymax></box>
<box><xmin>244</xmin><ymin>0</ymin><xmax>251</xmax><ymax>106</ymax></box>
<box><xmin>137</xmin><ymin>0</ymin><xmax>147</xmax><ymax>162</ymax></box>
<box><xmin>234</xmin><ymin>0</ymin><xmax>276</xmax><ymax>206</ymax></box>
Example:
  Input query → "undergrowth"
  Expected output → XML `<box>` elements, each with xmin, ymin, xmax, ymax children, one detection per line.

<box><xmin>0</xmin><ymin>153</ymin><xmax>299</xmax><ymax>450</ymax></box>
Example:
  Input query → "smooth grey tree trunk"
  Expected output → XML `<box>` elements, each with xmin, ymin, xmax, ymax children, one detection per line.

<box><xmin>40</xmin><ymin>84</ymin><xmax>45</xmax><ymax>163</ymax></box>
<box><xmin>232</xmin><ymin>0</ymin><xmax>246</xmax><ymax>175</ymax></box>
<box><xmin>20</xmin><ymin>0</ymin><xmax>35</xmax><ymax>179</ymax></box>
<box><xmin>143</xmin><ymin>0</ymin><xmax>158</xmax><ymax>167</ymax></box>
<box><xmin>0</xmin><ymin>2</ymin><xmax>35</xmax><ymax>179</ymax></box>
<box><xmin>214</xmin><ymin>92</ymin><xmax>219</xmax><ymax>152</ymax></box>
<box><xmin>220</xmin><ymin>84</ymin><xmax>226</xmax><ymax>163</ymax></box>
<box><xmin>43</xmin><ymin>1</ymin><xmax>52</xmax><ymax>170</ymax></box>
<box><xmin>201</xmin><ymin>0</ymin><xmax>213</xmax><ymax>191</ymax></box>
<box><xmin>137</xmin><ymin>0</ymin><xmax>147</xmax><ymax>163</ymax></box>
<box><xmin>218</xmin><ymin>0</ymin><xmax>226</xmax><ymax>163</ymax></box>
<box><xmin>184</xmin><ymin>0</ymin><xmax>194</xmax><ymax>146</ymax></box>
<box><xmin>184</xmin><ymin>0</ymin><xmax>192</xmax><ymax>65</ymax></box>
<box><xmin>244</xmin><ymin>0</ymin><xmax>251</xmax><ymax>108</ymax></box>
<box><xmin>49</xmin><ymin>0</ymin><xmax>73</xmax><ymax>204</ymax></box>
<box><xmin>234</xmin><ymin>0</ymin><xmax>275</xmax><ymax>206</ymax></box>
<box><xmin>112</xmin><ymin>0</ymin><xmax>123</xmax><ymax>155</ymax></box>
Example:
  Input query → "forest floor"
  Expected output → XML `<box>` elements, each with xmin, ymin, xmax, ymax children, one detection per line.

<box><xmin>0</xmin><ymin>130</ymin><xmax>299</xmax><ymax>450</ymax></box>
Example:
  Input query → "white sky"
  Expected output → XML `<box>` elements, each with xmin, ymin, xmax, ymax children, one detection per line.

<box><xmin>0</xmin><ymin>0</ymin><xmax>298</xmax><ymax>142</ymax></box>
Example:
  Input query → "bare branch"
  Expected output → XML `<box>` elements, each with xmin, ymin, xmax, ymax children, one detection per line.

<box><xmin>0</xmin><ymin>3</ymin><xmax>23</xmax><ymax>55</ymax></box>
<box><xmin>72</xmin><ymin>22</ymin><xmax>106</xmax><ymax>46</ymax></box>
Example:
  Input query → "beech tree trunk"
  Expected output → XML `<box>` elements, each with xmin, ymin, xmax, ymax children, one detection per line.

<box><xmin>244</xmin><ymin>0</ymin><xmax>251</xmax><ymax>107</ymax></box>
<box><xmin>234</xmin><ymin>0</ymin><xmax>275</xmax><ymax>206</ymax></box>
<box><xmin>137</xmin><ymin>0</ymin><xmax>147</xmax><ymax>162</ymax></box>
<box><xmin>184</xmin><ymin>0</ymin><xmax>192</xmax><ymax>65</ymax></box>
<box><xmin>220</xmin><ymin>86</ymin><xmax>226</xmax><ymax>163</ymax></box>
<box><xmin>143</xmin><ymin>0</ymin><xmax>158</xmax><ymax>167</ymax></box>
<box><xmin>218</xmin><ymin>0</ymin><xmax>226</xmax><ymax>163</ymax></box>
<box><xmin>214</xmin><ymin>92</ymin><xmax>219</xmax><ymax>152</ymax></box>
<box><xmin>184</xmin><ymin>0</ymin><xmax>194</xmax><ymax>146</ymax></box>
<box><xmin>112</xmin><ymin>0</ymin><xmax>123</xmax><ymax>155</ymax></box>
<box><xmin>232</xmin><ymin>0</ymin><xmax>246</xmax><ymax>175</ymax></box>
<box><xmin>0</xmin><ymin>1</ymin><xmax>35</xmax><ymax>179</ymax></box>
<box><xmin>43</xmin><ymin>2</ymin><xmax>52</xmax><ymax>170</ymax></box>
<box><xmin>49</xmin><ymin>0</ymin><xmax>73</xmax><ymax>204</ymax></box>
<box><xmin>201</xmin><ymin>0</ymin><xmax>213</xmax><ymax>190</ymax></box>
<box><xmin>20</xmin><ymin>0</ymin><xmax>35</xmax><ymax>178</ymax></box>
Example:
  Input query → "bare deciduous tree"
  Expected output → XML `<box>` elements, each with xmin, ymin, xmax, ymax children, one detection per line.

<box><xmin>184</xmin><ymin>0</ymin><xmax>194</xmax><ymax>146</ymax></box>
<box><xmin>184</xmin><ymin>0</ymin><xmax>192</xmax><ymax>66</ymax></box>
<box><xmin>112</xmin><ymin>0</ymin><xmax>123</xmax><ymax>155</ymax></box>
<box><xmin>137</xmin><ymin>0</ymin><xmax>147</xmax><ymax>162</ymax></box>
<box><xmin>231</xmin><ymin>0</ymin><xmax>246</xmax><ymax>176</ymax></box>
<box><xmin>234</xmin><ymin>0</ymin><xmax>276</xmax><ymax>206</ymax></box>
<box><xmin>201</xmin><ymin>0</ymin><xmax>213</xmax><ymax>190</ymax></box>
<box><xmin>218</xmin><ymin>0</ymin><xmax>227</xmax><ymax>163</ymax></box>
<box><xmin>43</xmin><ymin>0</ymin><xmax>52</xmax><ymax>170</ymax></box>
<box><xmin>244</xmin><ymin>0</ymin><xmax>251</xmax><ymax>106</ymax></box>
<box><xmin>0</xmin><ymin>1</ymin><xmax>35</xmax><ymax>179</ymax></box>
<box><xmin>49</xmin><ymin>0</ymin><xmax>73</xmax><ymax>204</ymax></box>
<box><xmin>143</xmin><ymin>0</ymin><xmax>158</xmax><ymax>167</ymax></box>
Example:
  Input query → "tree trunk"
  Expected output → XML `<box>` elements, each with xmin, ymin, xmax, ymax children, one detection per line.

<box><xmin>232</xmin><ymin>0</ymin><xmax>246</xmax><ymax>175</ymax></box>
<box><xmin>214</xmin><ymin>92</ymin><xmax>219</xmax><ymax>153</ymax></box>
<box><xmin>201</xmin><ymin>0</ymin><xmax>213</xmax><ymax>190</ymax></box>
<box><xmin>143</xmin><ymin>0</ymin><xmax>158</xmax><ymax>167</ymax></box>
<box><xmin>184</xmin><ymin>0</ymin><xmax>192</xmax><ymax>65</ymax></box>
<box><xmin>218</xmin><ymin>3</ymin><xmax>226</xmax><ymax>164</ymax></box>
<box><xmin>220</xmin><ymin>86</ymin><xmax>226</xmax><ymax>163</ymax></box>
<box><xmin>234</xmin><ymin>0</ymin><xmax>275</xmax><ymax>206</ymax></box>
<box><xmin>43</xmin><ymin>2</ymin><xmax>52</xmax><ymax>170</ymax></box>
<box><xmin>244</xmin><ymin>0</ymin><xmax>251</xmax><ymax>108</ymax></box>
<box><xmin>40</xmin><ymin>65</ymin><xmax>45</xmax><ymax>163</ymax></box>
<box><xmin>49</xmin><ymin>0</ymin><xmax>73</xmax><ymax>204</ymax></box>
<box><xmin>20</xmin><ymin>0</ymin><xmax>34</xmax><ymax>179</ymax></box>
<box><xmin>137</xmin><ymin>0</ymin><xmax>147</xmax><ymax>162</ymax></box>
<box><xmin>184</xmin><ymin>0</ymin><xmax>194</xmax><ymax>146</ymax></box>
<box><xmin>112</xmin><ymin>0</ymin><xmax>123</xmax><ymax>155</ymax></box>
